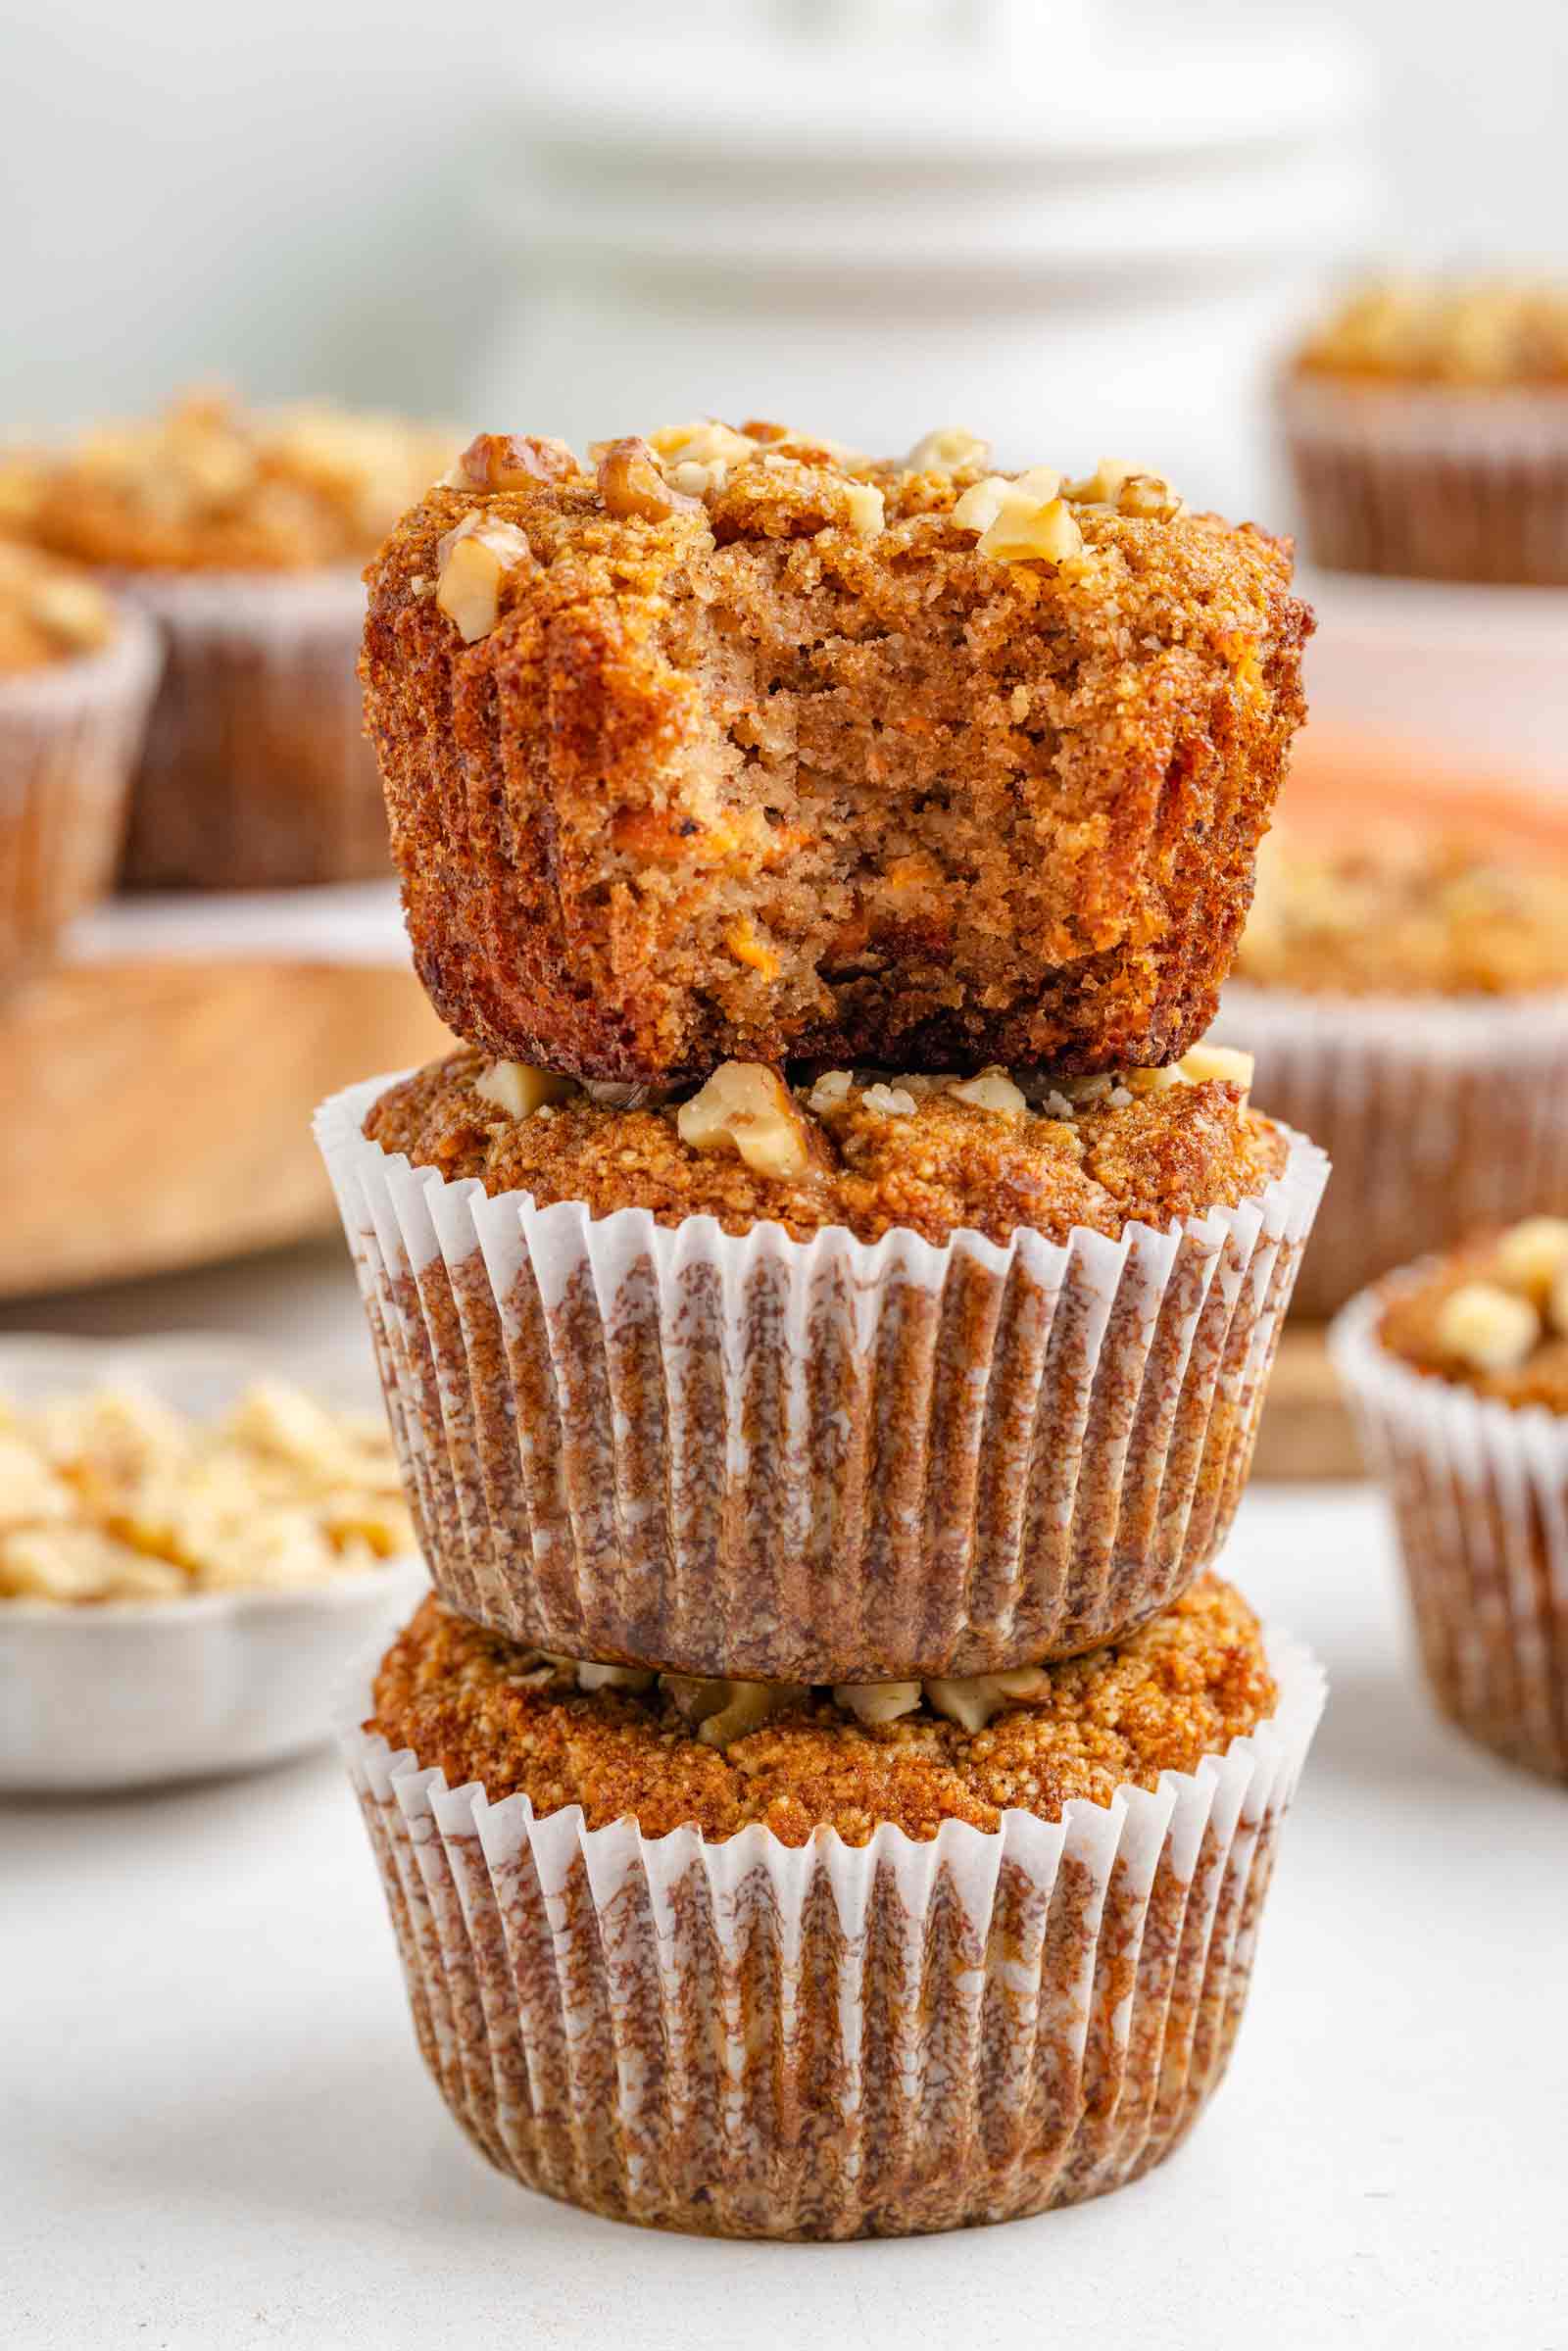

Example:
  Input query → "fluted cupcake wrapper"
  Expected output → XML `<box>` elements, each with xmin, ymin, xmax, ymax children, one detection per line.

<box><xmin>316</xmin><ymin>1076</ymin><xmax>1327</xmax><ymax>1682</ymax></box>
<box><xmin>1333</xmin><ymin>1281</ymin><xmax>1568</xmax><ymax>1781</ymax></box>
<box><xmin>0</xmin><ymin>606</ymin><xmax>161</xmax><ymax>984</ymax></box>
<box><xmin>1278</xmin><ymin>372</ymin><xmax>1568</xmax><ymax>586</ymax></box>
<box><xmin>111</xmin><ymin>566</ymin><xmax>390</xmax><ymax>890</ymax></box>
<box><xmin>338</xmin><ymin>1625</ymin><xmax>1323</xmax><ymax>2239</ymax></box>
<box><xmin>1215</xmin><ymin>984</ymin><xmax>1568</xmax><ymax>1320</ymax></box>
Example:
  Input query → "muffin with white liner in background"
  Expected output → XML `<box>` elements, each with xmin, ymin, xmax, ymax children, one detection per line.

<box><xmin>1334</xmin><ymin>1215</ymin><xmax>1568</xmax><ymax>1781</ymax></box>
<box><xmin>344</xmin><ymin>1572</ymin><xmax>1324</xmax><ymax>2239</ymax></box>
<box><xmin>0</xmin><ymin>540</ymin><xmax>159</xmax><ymax>984</ymax></box>
<box><xmin>316</xmin><ymin>1039</ymin><xmax>1326</xmax><ymax>1685</ymax></box>
<box><xmin>1216</xmin><ymin>760</ymin><xmax>1568</xmax><ymax>1319</ymax></box>
<box><xmin>7</xmin><ymin>391</ymin><xmax>453</xmax><ymax>889</ymax></box>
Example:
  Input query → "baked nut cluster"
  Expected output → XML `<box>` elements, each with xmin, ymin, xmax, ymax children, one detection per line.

<box><xmin>366</xmin><ymin>416</ymin><xmax>1309</xmax><ymax>1083</ymax></box>
<box><xmin>1294</xmin><ymin>276</ymin><xmax>1568</xmax><ymax>387</ymax></box>
<box><xmin>0</xmin><ymin>1380</ymin><xmax>413</xmax><ymax>1603</ymax></box>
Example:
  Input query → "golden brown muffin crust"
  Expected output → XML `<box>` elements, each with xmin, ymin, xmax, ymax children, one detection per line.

<box><xmin>363</xmin><ymin>1048</ymin><xmax>1289</xmax><ymax>1248</ymax></box>
<box><xmin>370</xmin><ymin>1575</ymin><xmax>1276</xmax><ymax>1844</ymax></box>
<box><xmin>1235</xmin><ymin>829</ymin><xmax>1568</xmax><ymax>998</ymax></box>
<box><xmin>14</xmin><ymin>391</ymin><xmax>453</xmax><ymax>574</ymax></box>
<box><xmin>1294</xmin><ymin>277</ymin><xmax>1568</xmax><ymax>388</ymax></box>
<box><xmin>365</xmin><ymin>424</ymin><xmax>1310</xmax><ymax>1082</ymax></box>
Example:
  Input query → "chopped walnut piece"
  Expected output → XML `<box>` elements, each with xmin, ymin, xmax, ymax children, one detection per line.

<box><xmin>576</xmin><ymin>1661</ymin><xmax>657</xmax><ymax>1693</ymax></box>
<box><xmin>905</xmin><ymin>426</ymin><xmax>990</xmax><ymax>473</ymax></box>
<box><xmin>953</xmin><ymin>469</ymin><xmax>1084</xmax><ymax>567</ymax></box>
<box><xmin>922</xmin><ymin>1666</ymin><xmax>1052</xmax><ymax>1734</ymax></box>
<box><xmin>445</xmin><ymin>432</ymin><xmax>579</xmax><ymax>491</ymax></box>
<box><xmin>860</xmin><ymin>1083</ymin><xmax>918</xmax><ymax>1118</ymax></box>
<box><xmin>473</xmin><ymin>1060</ymin><xmax>575</xmax><ymax>1120</ymax></box>
<box><xmin>1434</xmin><ymin>1282</ymin><xmax>1542</xmax><ymax>1373</ymax></box>
<box><xmin>1493</xmin><ymin>1216</ymin><xmax>1568</xmax><ymax>1304</ymax></box>
<box><xmin>1064</xmin><ymin>459</ymin><xmax>1185</xmax><ymax>521</ymax></box>
<box><xmin>833</xmin><ymin>1680</ymin><xmax>922</xmax><ymax>1727</ymax></box>
<box><xmin>649</xmin><ymin>418</ymin><xmax>758</xmax><ymax>498</ymax></box>
<box><xmin>676</xmin><ymin>1062</ymin><xmax>813</xmax><ymax>1181</ymax></box>
<box><xmin>948</xmin><ymin>1066</ymin><xmax>1027</xmax><ymax>1115</ymax></box>
<box><xmin>434</xmin><ymin>512</ymin><xmax>533</xmax><ymax>643</ymax></box>
<box><xmin>597</xmin><ymin>436</ymin><xmax>699</xmax><ymax>524</ymax></box>
<box><xmin>807</xmin><ymin>1069</ymin><xmax>854</xmax><ymax>1116</ymax></box>
<box><xmin>843</xmin><ymin>480</ymin><xmax>886</xmax><ymax>538</ymax></box>
<box><xmin>1177</xmin><ymin>1044</ymin><xmax>1255</xmax><ymax>1096</ymax></box>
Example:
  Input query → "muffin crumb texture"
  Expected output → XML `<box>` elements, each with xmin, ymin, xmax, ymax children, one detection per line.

<box><xmin>370</xmin><ymin>1573</ymin><xmax>1276</xmax><ymax>1845</ymax></box>
<box><xmin>1379</xmin><ymin>1218</ymin><xmax>1568</xmax><ymax>1411</ymax></box>
<box><xmin>363</xmin><ymin>1045</ymin><xmax>1286</xmax><ymax>1248</ymax></box>
<box><xmin>365</xmin><ymin>418</ymin><xmax>1309</xmax><ymax>1081</ymax></box>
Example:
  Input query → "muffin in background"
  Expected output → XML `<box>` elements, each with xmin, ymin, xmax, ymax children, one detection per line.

<box><xmin>346</xmin><ymin>1576</ymin><xmax>1325</xmax><ymax>2238</ymax></box>
<box><xmin>11</xmin><ymin>392</ymin><xmax>453</xmax><ymax>890</ymax></box>
<box><xmin>0</xmin><ymin>540</ymin><xmax>160</xmax><ymax>984</ymax></box>
<box><xmin>1216</xmin><ymin>751</ymin><xmax>1568</xmax><ymax>1318</ymax></box>
<box><xmin>318</xmin><ymin>1039</ymin><xmax>1326</xmax><ymax>1684</ymax></box>
<box><xmin>1334</xmin><ymin>1217</ymin><xmax>1568</xmax><ymax>1782</ymax></box>
<box><xmin>1278</xmin><ymin>275</ymin><xmax>1568</xmax><ymax>585</ymax></box>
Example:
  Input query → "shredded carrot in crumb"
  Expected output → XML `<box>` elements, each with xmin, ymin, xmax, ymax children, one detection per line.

<box><xmin>725</xmin><ymin>918</ymin><xmax>781</xmax><ymax>978</ymax></box>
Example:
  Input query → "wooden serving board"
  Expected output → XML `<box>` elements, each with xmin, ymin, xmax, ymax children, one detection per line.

<box><xmin>0</xmin><ymin>957</ymin><xmax>452</xmax><ymax>1298</ymax></box>
<box><xmin>1250</xmin><ymin>1322</ymin><xmax>1363</xmax><ymax>1482</ymax></box>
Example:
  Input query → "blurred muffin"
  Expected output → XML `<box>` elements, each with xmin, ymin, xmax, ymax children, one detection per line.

<box><xmin>13</xmin><ymin>392</ymin><xmax>452</xmax><ymax>889</ymax></box>
<box><xmin>1218</xmin><ymin>764</ymin><xmax>1568</xmax><ymax>1316</ymax></box>
<box><xmin>1279</xmin><ymin>276</ymin><xmax>1568</xmax><ymax>584</ymax></box>
<box><xmin>0</xmin><ymin>540</ymin><xmax>159</xmax><ymax>983</ymax></box>
<box><xmin>345</xmin><ymin>1575</ymin><xmax>1324</xmax><ymax>2236</ymax></box>
<box><xmin>1334</xmin><ymin>1217</ymin><xmax>1568</xmax><ymax>1781</ymax></box>
<box><xmin>317</xmin><ymin>1040</ymin><xmax>1327</xmax><ymax>1682</ymax></box>
<box><xmin>364</xmin><ymin>423</ymin><xmax>1310</xmax><ymax>1083</ymax></box>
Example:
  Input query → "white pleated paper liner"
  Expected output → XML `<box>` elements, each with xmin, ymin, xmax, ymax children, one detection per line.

<box><xmin>0</xmin><ymin>604</ymin><xmax>161</xmax><ymax>983</ymax></box>
<box><xmin>1277</xmin><ymin>371</ymin><xmax>1568</xmax><ymax>586</ymax></box>
<box><xmin>316</xmin><ymin>1075</ymin><xmax>1328</xmax><ymax>1683</ymax></box>
<box><xmin>1332</xmin><ymin>1278</ymin><xmax>1568</xmax><ymax>1781</ymax></box>
<box><xmin>1214</xmin><ymin>984</ymin><xmax>1568</xmax><ymax>1320</ymax></box>
<box><xmin>108</xmin><ymin>565</ymin><xmax>389</xmax><ymax>890</ymax></box>
<box><xmin>338</xmin><ymin>1622</ymin><xmax>1324</xmax><ymax>2239</ymax></box>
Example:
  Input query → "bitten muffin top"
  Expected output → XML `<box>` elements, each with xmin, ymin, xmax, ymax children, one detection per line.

<box><xmin>363</xmin><ymin>1043</ymin><xmax>1286</xmax><ymax>1249</ymax></box>
<box><xmin>1377</xmin><ymin>1218</ymin><xmax>1568</xmax><ymax>1413</ymax></box>
<box><xmin>1233</xmin><ymin>830</ymin><xmax>1568</xmax><ymax>998</ymax></box>
<box><xmin>369</xmin><ymin>1575</ymin><xmax>1277</xmax><ymax>1846</ymax></box>
<box><xmin>365</xmin><ymin>421</ymin><xmax>1308</xmax><ymax>1083</ymax></box>
<box><xmin>9</xmin><ymin>391</ymin><xmax>453</xmax><ymax>573</ymax></box>
<box><xmin>0</xmin><ymin>539</ymin><xmax>115</xmax><ymax>675</ymax></box>
<box><xmin>1293</xmin><ymin>277</ymin><xmax>1568</xmax><ymax>388</ymax></box>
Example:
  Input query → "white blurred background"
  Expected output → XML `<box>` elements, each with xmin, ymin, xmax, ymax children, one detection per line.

<box><xmin>4</xmin><ymin>0</ymin><xmax>1566</xmax><ymax>519</ymax></box>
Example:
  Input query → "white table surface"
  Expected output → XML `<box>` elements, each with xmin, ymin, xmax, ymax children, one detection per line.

<box><xmin>3</xmin><ymin>1253</ymin><xmax>1565</xmax><ymax>2350</ymax></box>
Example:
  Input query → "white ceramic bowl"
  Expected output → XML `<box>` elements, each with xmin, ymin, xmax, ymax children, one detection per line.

<box><xmin>0</xmin><ymin>1333</ymin><xmax>428</xmax><ymax>1792</ymax></box>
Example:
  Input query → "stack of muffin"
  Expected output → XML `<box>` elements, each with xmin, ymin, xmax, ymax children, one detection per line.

<box><xmin>318</xmin><ymin>419</ymin><xmax>1331</xmax><ymax>2238</ymax></box>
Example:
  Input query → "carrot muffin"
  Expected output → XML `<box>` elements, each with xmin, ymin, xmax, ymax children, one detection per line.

<box><xmin>1219</xmin><ymin>824</ymin><xmax>1568</xmax><ymax>1316</ymax></box>
<box><xmin>1279</xmin><ymin>276</ymin><xmax>1568</xmax><ymax>584</ymax></box>
<box><xmin>0</xmin><ymin>541</ymin><xmax>159</xmax><ymax>982</ymax></box>
<box><xmin>364</xmin><ymin>423</ymin><xmax>1310</xmax><ymax>1084</ymax></box>
<box><xmin>1333</xmin><ymin>1217</ymin><xmax>1568</xmax><ymax>1782</ymax></box>
<box><xmin>346</xmin><ymin>1575</ymin><xmax>1324</xmax><ymax>2235</ymax></box>
<box><xmin>12</xmin><ymin>391</ymin><xmax>452</xmax><ymax>888</ymax></box>
<box><xmin>318</xmin><ymin>1044</ymin><xmax>1328</xmax><ymax>1682</ymax></box>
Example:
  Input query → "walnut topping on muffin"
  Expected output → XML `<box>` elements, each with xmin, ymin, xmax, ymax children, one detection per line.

<box><xmin>369</xmin><ymin>1575</ymin><xmax>1278</xmax><ymax>1843</ymax></box>
<box><xmin>0</xmin><ymin>540</ymin><xmax>115</xmax><ymax>673</ymax></box>
<box><xmin>1235</xmin><ymin>829</ymin><xmax>1568</xmax><ymax>998</ymax></box>
<box><xmin>1379</xmin><ymin>1216</ymin><xmax>1568</xmax><ymax>1410</ymax></box>
<box><xmin>364</xmin><ymin>1043</ymin><xmax>1286</xmax><ymax>1250</ymax></box>
<box><xmin>12</xmin><ymin>391</ymin><xmax>455</xmax><ymax>573</ymax></box>
<box><xmin>1294</xmin><ymin>275</ymin><xmax>1568</xmax><ymax>387</ymax></box>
